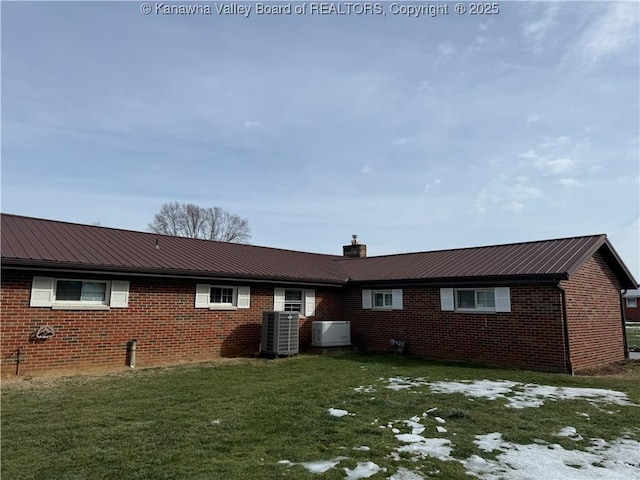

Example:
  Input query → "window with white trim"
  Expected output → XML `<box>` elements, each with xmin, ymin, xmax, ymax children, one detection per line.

<box><xmin>627</xmin><ymin>297</ymin><xmax>638</xmax><ymax>308</ymax></box>
<box><xmin>195</xmin><ymin>284</ymin><xmax>250</xmax><ymax>310</ymax></box>
<box><xmin>373</xmin><ymin>290</ymin><xmax>393</xmax><ymax>310</ymax></box>
<box><xmin>273</xmin><ymin>288</ymin><xmax>315</xmax><ymax>316</ymax></box>
<box><xmin>456</xmin><ymin>289</ymin><xmax>495</xmax><ymax>311</ymax></box>
<box><xmin>361</xmin><ymin>289</ymin><xmax>403</xmax><ymax>310</ymax></box>
<box><xmin>284</xmin><ymin>289</ymin><xmax>303</xmax><ymax>312</ymax></box>
<box><xmin>440</xmin><ymin>287</ymin><xmax>511</xmax><ymax>313</ymax></box>
<box><xmin>55</xmin><ymin>280</ymin><xmax>108</xmax><ymax>304</ymax></box>
<box><xmin>30</xmin><ymin>276</ymin><xmax>129</xmax><ymax>309</ymax></box>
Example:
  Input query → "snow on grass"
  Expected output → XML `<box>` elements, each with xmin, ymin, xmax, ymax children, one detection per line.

<box><xmin>278</xmin><ymin>456</ymin><xmax>349</xmax><ymax>474</ymax></box>
<box><xmin>427</xmin><ymin>380</ymin><xmax>637</xmax><ymax>409</ymax></box>
<box><xmin>329</xmin><ymin>408</ymin><xmax>352</xmax><ymax>417</ymax></box>
<box><xmin>388</xmin><ymin>467</ymin><xmax>425</xmax><ymax>479</ymax></box>
<box><xmin>555</xmin><ymin>426</ymin><xmax>584</xmax><ymax>441</ymax></box>
<box><xmin>462</xmin><ymin>434</ymin><xmax>640</xmax><ymax>480</ymax></box>
<box><xmin>283</xmin><ymin>377</ymin><xmax>639</xmax><ymax>479</ymax></box>
<box><xmin>344</xmin><ymin>461</ymin><xmax>383</xmax><ymax>479</ymax></box>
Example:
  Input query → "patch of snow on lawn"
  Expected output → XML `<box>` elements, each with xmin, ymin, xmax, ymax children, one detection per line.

<box><xmin>388</xmin><ymin>467</ymin><xmax>425</xmax><ymax>479</ymax></box>
<box><xmin>429</xmin><ymin>379</ymin><xmax>518</xmax><ymax>399</ymax></box>
<box><xmin>386</xmin><ymin>376</ymin><xmax>427</xmax><ymax>391</ymax></box>
<box><xmin>474</xmin><ymin>432</ymin><xmax>504</xmax><ymax>452</ymax></box>
<box><xmin>344</xmin><ymin>461</ymin><xmax>383</xmax><ymax>479</ymax></box>
<box><xmin>555</xmin><ymin>426</ymin><xmax>584</xmax><ymax>441</ymax></box>
<box><xmin>329</xmin><ymin>408</ymin><xmax>352</xmax><ymax>417</ymax></box>
<box><xmin>462</xmin><ymin>437</ymin><xmax>640</xmax><ymax>480</ymax></box>
<box><xmin>279</xmin><ymin>456</ymin><xmax>349</xmax><ymax>474</ymax></box>
<box><xmin>427</xmin><ymin>380</ymin><xmax>636</xmax><ymax>409</ymax></box>
<box><xmin>395</xmin><ymin>434</ymin><xmax>453</xmax><ymax>461</ymax></box>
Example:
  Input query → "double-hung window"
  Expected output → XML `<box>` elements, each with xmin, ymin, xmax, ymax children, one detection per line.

<box><xmin>284</xmin><ymin>289</ymin><xmax>303</xmax><ymax>312</ymax></box>
<box><xmin>627</xmin><ymin>298</ymin><xmax>638</xmax><ymax>308</ymax></box>
<box><xmin>373</xmin><ymin>290</ymin><xmax>394</xmax><ymax>310</ymax></box>
<box><xmin>456</xmin><ymin>289</ymin><xmax>495</xmax><ymax>311</ymax></box>
<box><xmin>195</xmin><ymin>284</ymin><xmax>250</xmax><ymax>310</ymax></box>
<box><xmin>361</xmin><ymin>289</ymin><xmax>403</xmax><ymax>310</ymax></box>
<box><xmin>273</xmin><ymin>288</ymin><xmax>315</xmax><ymax>316</ymax></box>
<box><xmin>440</xmin><ymin>287</ymin><xmax>511</xmax><ymax>313</ymax></box>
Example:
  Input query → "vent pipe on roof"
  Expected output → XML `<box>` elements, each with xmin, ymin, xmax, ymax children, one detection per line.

<box><xmin>343</xmin><ymin>235</ymin><xmax>367</xmax><ymax>258</ymax></box>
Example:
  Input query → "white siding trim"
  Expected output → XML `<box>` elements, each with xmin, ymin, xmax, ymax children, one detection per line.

<box><xmin>392</xmin><ymin>289</ymin><xmax>403</xmax><ymax>310</ymax></box>
<box><xmin>274</xmin><ymin>288</ymin><xmax>285</xmax><ymax>311</ymax></box>
<box><xmin>195</xmin><ymin>284</ymin><xmax>211</xmax><ymax>308</ymax></box>
<box><xmin>494</xmin><ymin>287</ymin><xmax>511</xmax><ymax>313</ymax></box>
<box><xmin>362</xmin><ymin>289</ymin><xmax>372</xmax><ymax>309</ymax></box>
<box><xmin>304</xmin><ymin>289</ymin><xmax>316</xmax><ymax>317</ymax></box>
<box><xmin>30</xmin><ymin>277</ymin><xmax>55</xmax><ymax>307</ymax></box>
<box><xmin>237</xmin><ymin>286</ymin><xmax>251</xmax><ymax>309</ymax></box>
<box><xmin>440</xmin><ymin>288</ymin><xmax>455</xmax><ymax>311</ymax></box>
<box><xmin>110</xmin><ymin>281</ymin><xmax>130</xmax><ymax>308</ymax></box>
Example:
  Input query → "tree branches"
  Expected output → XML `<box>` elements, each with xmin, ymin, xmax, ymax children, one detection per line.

<box><xmin>148</xmin><ymin>202</ymin><xmax>251</xmax><ymax>243</ymax></box>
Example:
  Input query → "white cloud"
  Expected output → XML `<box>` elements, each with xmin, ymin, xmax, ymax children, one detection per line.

<box><xmin>437</xmin><ymin>42</ymin><xmax>455</xmax><ymax>58</ymax></box>
<box><xmin>558</xmin><ymin>178</ymin><xmax>581</xmax><ymax>188</ymax></box>
<box><xmin>476</xmin><ymin>175</ymin><xmax>543</xmax><ymax>214</ymax></box>
<box><xmin>521</xmin><ymin>3</ymin><xmax>560</xmax><ymax>52</ymax></box>
<box><xmin>574</xmin><ymin>3</ymin><xmax>640</xmax><ymax>66</ymax></box>
<box><xmin>538</xmin><ymin>158</ymin><xmax>575</xmax><ymax>175</ymax></box>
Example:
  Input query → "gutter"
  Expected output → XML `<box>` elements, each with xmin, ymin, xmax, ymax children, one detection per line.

<box><xmin>620</xmin><ymin>289</ymin><xmax>629</xmax><ymax>359</ymax></box>
<box><xmin>557</xmin><ymin>283</ymin><xmax>574</xmax><ymax>376</ymax></box>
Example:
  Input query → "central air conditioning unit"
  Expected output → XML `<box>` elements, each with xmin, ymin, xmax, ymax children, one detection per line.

<box><xmin>261</xmin><ymin>311</ymin><xmax>300</xmax><ymax>356</ymax></box>
<box><xmin>311</xmin><ymin>321</ymin><xmax>351</xmax><ymax>347</ymax></box>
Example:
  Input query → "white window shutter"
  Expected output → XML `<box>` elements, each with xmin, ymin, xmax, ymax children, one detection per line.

<box><xmin>392</xmin><ymin>289</ymin><xmax>403</xmax><ymax>310</ymax></box>
<box><xmin>440</xmin><ymin>288</ymin><xmax>454</xmax><ymax>311</ymax></box>
<box><xmin>195</xmin><ymin>284</ymin><xmax>210</xmax><ymax>308</ymax></box>
<box><xmin>110</xmin><ymin>281</ymin><xmax>130</xmax><ymax>308</ymax></box>
<box><xmin>274</xmin><ymin>288</ymin><xmax>285</xmax><ymax>311</ymax></box>
<box><xmin>304</xmin><ymin>289</ymin><xmax>316</xmax><ymax>317</ymax></box>
<box><xmin>237</xmin><ymin>286</ymin><xmax>250</xmax><ymax>309</ymax></box>
<box><xmin>495</xmin><ymin>287</ymin><xmax>511</xmax><ymax>313</ymax></box>
<box><xmin>30</xmin><ymin>276</ymin><xmax>55</xmax><ymax>307</ymax></box>
<box><xmin>362</xmin><ymin>289</ymin><xmax>372</xmax><ymax>309</ymax></box>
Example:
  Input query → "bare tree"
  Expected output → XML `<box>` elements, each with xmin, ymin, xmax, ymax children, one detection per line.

<box><xmin>148</xmin><ymin>202</ymin><xmax>251</xmax><ymax>243</ymax></box>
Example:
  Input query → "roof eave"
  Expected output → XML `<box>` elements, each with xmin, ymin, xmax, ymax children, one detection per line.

<box><xmin>0</xmin><ymin>259</ymin><xmax>347</xmax><ymax>287</ymax></box>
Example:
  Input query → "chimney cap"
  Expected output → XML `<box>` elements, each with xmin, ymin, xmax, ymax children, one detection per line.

<box><xmin>351</xmin><ymin>234</ymin><xmax>359</xmax><ymax>245</ymax></box>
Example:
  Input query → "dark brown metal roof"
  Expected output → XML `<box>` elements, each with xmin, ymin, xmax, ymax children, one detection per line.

<box><xmin>2</xmin><ymin>214</ymin><xmax>637</xmax><ymax>288</ymax></box>
<box><xmin>336</xmin><ymin>234</ymin><xmax>638</xmax><ymax>288</ymax></box>
<box><xmin>1</xmin><ymin>214</ymin><xmax>348</xmax><ymax>284</ymax></box>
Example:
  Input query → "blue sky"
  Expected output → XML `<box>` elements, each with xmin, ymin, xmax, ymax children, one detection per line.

<box><xmin>2</xmin><ymin>1</ymin><xmax>639</xmax><ymax>278</ymax></box>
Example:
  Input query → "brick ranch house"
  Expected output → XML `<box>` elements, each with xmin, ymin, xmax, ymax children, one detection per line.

<box><xmin>1</xmin><ymin>213</ymin><xmax>637</xmax><ymax>376</ymax></box>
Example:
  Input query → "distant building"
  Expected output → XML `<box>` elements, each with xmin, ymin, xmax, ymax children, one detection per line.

<box><xmin>623</xmin><ymin>289</ymin><xmax>640</xmax><ymax>322</ymax></box>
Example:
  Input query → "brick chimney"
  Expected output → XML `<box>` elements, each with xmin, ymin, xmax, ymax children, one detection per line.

<box><xmin>343</xmin><ymin>234</ymin><xmax>367</xmax><ymax>258</ymax></box>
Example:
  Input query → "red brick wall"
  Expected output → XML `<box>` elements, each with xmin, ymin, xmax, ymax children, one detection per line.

<box><xmin>1</xmin><ymin>270</ymin><xmax>343</xmax><ymax>376</ymax></box>
<box><xmin>346</xmin><ymin>284</ymin><xmax>569</xmax><ymax>372</ymax></box>
<box><xmin>562</xmin><ymin>251</ymin><xmax>626</xmax><ymax>371</ymax></box>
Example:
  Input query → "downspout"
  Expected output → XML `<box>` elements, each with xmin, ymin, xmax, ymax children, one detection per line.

<box><xmin>557</xmin><ymin>283</ymin><xmax>574</xmax><ymax>376</ymax></box>
<box><xmin>620</xmin><ymin>290</ymin><xmax>629</xmax><ymax>359</ymax></box>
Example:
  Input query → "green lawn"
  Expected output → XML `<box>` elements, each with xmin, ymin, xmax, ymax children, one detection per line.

<box><xmin>2</xmin><ymin>354</ymin><xmax>639</xmax><ymax>480</ymax></box>
<box><xmin>627</xmin><ymin>322</ymin><xmax>640</xmax><ymax>350</ymax></box>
